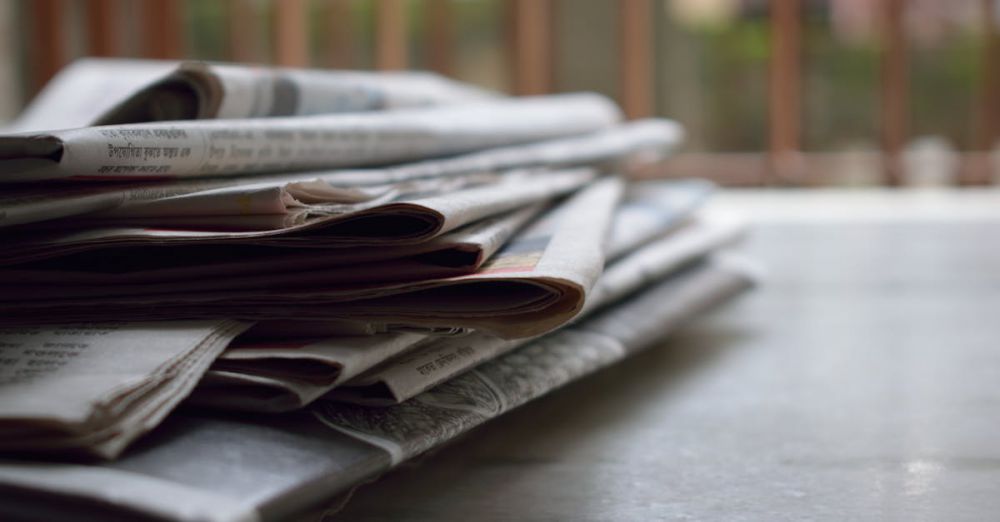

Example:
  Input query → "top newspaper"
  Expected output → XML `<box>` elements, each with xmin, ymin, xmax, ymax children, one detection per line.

<box><xmin>8</xmin><ymin>58</ymin><xmax>497</xmax><ymax>133</ymax></box>
<box><xmin>0</xmin><ymin>93</ymin><xmax>620</xmax><ymax>182</ymax></box>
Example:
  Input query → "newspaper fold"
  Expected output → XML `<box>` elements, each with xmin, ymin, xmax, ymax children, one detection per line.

<box><xmin>0</xmin><ymin>118</ymin><xmax>680</xmax><ymax>228</ymax></box>
<box><xmin>192</xmin><ymin>331</ymin><xmax>432</xmax><ymax>412</ymax></box>
<box><xmin>0</xmin><ymin>204</ymin><xmax>544</xmax><ymax>290</ymax></box>
<box><xmin>243</xmin><ymin>319</ymin><xmax>465</xmax><ymax>339</ymax></box>
<box><xmin>193</xmin><ymin>180</ymin><xmax>722</xmax><ymax>411</ymax></box>
<box><xmin>331</xmin><ymin>213</ymin><xmax>745</xmax><ymax>406</ymax></box>
<box><xmin>316</xmin><ymin>256</ymin><xmax>757</xmax><ymax>465</ymax></box>
<box><xmin>0</xmin><ymin>320</ymin><xmax>249</xmax><ymax>459</ymax></box>
<box><xmin>96</xmin><ymin>60</ymin><xmax>496</xmax><ymax>125</ymax></box>
<box><xmin>0</xmin><ymin>168</ymin><xmax>587</xmax><ymax>267</ymax></box>
<box><xmin>0</xmin><ymin>256</ymin><xmax>755</xmax><ymax>522</ymax></box>
<box><xmin>4</xmin><ymin>59</ymin><xmax>177</xmax><ymax>134</ymax></box>
<box><xmin>0</xmin><ymin>93</ymin><xmax>619</xmax><ymax>182</ymax></box>
<box><xmin>0</xmin><ymin>178</ymin><xmax>623</xmax><ymax>339</ymax></box>
<box><xmin>605</xmin><ymin>178</ymin><xmax>715</xmax><ymax>260</ymax></box>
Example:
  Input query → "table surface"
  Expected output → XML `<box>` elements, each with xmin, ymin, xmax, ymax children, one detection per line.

<box><xmin>332</xmin><ymin>189</ymin><xmax>1000</xmax><ymax>522</ymax></box>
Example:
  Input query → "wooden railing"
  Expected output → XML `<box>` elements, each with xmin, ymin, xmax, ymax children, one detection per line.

<box><xmin>20</xmin><ymin>0</ymin><xmax>1000</xmax><ymax>186</ymax></box>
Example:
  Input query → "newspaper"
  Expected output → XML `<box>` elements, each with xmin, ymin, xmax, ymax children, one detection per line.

<box><xmin>0</xmin><ymin>319</ymin><xmax>249</xmax><ymax>459</ymax></box>
<box><xmin>0</xmin><ymin>256</ymin><xmax>755</xmax><ymax>522</ymax></box>
<box><xmin>4</xmin><ymin>58</ymin><xmax>177</xmax><ymax>133</ymax></box>
<box><xmin>96</xmin><ymin>60</ymin><xmax>496</xmax><ymax>125</ymax></box>
<box><xmin>0</xmin><ymin>203</ymin><xmax>545</xmax><ymax>290</ymax></box>
<box><xmin>6</xmin><ymin>58</ymin><xmax>494</xmax><ymax>133</ymax></box>
<box><xmin>0</xmin><ymin>178</ymin><xmax>624</xmax><ymax>339</ymax></box>
<box><xmin>331</xmin><ymin>213</ymin><xmax>746</xmax><ymax>406</ymax></box>
<box><xmin>190</xmin><ymin>331</ymin><xmax>432</xmax><ymax>412</ymax></box>
<box><xmin>316</xmin><ymin>256</ymin><xmax>757</xmax><ymax>464</ymax></box>
<box><xmin>605</xmin><ymin>178</ymin><xmax>714</xmax><ymax>260</ymax></box>
<box><xmin>0</xmin><ymin>118</ymin><xmax>679</xmax><ymax>228</ymax></box>
<box><xmin>0</xmin><ymin>93</ymin><xmax>620</xmax><ymax>182</ymax></box>
<box><xmin>195</xmin><ymin>179</ymin><xmax>723</xmax><ymax>410</ymax></box>
<box><xmin>0</xmin><ymin>168</ymin><xmax>588</xmax><ymax>266</ymax></box>
<box><xmin>243</xmin><ymin>319</ymin><xmax>466</xmax><ymax>339</ymax></box>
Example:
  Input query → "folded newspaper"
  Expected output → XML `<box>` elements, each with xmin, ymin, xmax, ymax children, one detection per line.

<box><xmin>0</xmin><ymin>93</ymin><xmax>619</xmax><ymax>182</ymax></box>
<box><xmin>0</xmin><ymin>167</ymin><xmax>586</xmax><ymax>268</ymax></box>
<box><xmin>189</xmin><ymin>179</ymin><xmax>723</xmax><ymax>411</ymax></box>
<box><xmin>0</xmin><ymin>178</ymin><xmax>624</xmax><ymax>339</ymax></box>
<box><xmin>7</xmin><ymin>176</ymin><xmax>710</xmax><ymax>297</ymax></box>
<box><xmin>5</xmin><ymin>59</ymin><xmax>177</xmax><ymax>134</ymax></box>
<box><xmin>330</xmin><ymin>214</ymin><xmax>745</xmax><ymax>407</ymax></box>
<box><xmin>0</xmin><ymin>256</ymin><xmax>755</xmax><ymax>522</ymax></box>
<box><xmin>0</xmin><ymin>58</ymin><xmax>759</xmax><ymax>521</ymax></box>
<box><xmin>0</xmin><ymin>205</ymin><xmax>545</xmax><ymax>292</ymax></box>
<box><xmin>0</xmin><ymin>118</ymin><xmax>680</xmax><ymax>229</ymax></box>
<box><xmin>0</xmin><ymin>320</ymin><xmax>248</xmax><ymax>459</ymax></box>
<box><xmin>7</xmin><ymin>58</ymin><xmax>495</xmax><ymax>133</ymax></box>
<box><xmin>96</xmin><ymin>60</ymin><xmax>496</xmax><ymax>125</ymax></box>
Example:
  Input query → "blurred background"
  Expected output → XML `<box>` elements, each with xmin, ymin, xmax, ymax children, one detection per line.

<box><xmin>0</xmin><ymin>0</ymin><xmax>996</xmax><ymax>187</ymax></box>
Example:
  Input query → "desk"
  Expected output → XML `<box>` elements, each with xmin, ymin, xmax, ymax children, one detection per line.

<box><xmin>333</xmin><ymin>190</ymin><xmax>1000</xmax><ymax>521</ymax></box>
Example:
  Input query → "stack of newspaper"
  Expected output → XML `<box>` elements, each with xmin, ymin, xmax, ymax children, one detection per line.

<box><xmin>0</xmin><ymin>59</ymin><xmax>757</xmax><ymax>521</ymax></box>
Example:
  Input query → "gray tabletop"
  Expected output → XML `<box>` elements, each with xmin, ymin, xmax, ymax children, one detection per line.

<box><xmin>332</xmin><ymin>190</ymin><xmax>1000</xmax><ymax>521</ymax></box>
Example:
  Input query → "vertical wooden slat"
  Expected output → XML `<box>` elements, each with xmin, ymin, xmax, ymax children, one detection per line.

<box><xmin>879</xmin><ymin>0</ymin><xmax>907</xmax><ymax>186</ymax></box>
<box><xmin>141</xmin><ymin>0</ymin><xmax>183</xmax><ymax>59</ymax></box>
<box><xmin>30</xmin><ymin>0</ymin><xmax>67</xmax><ymax>92</ymax></box>
<box><xmin>980</xmin><ymin>0</ymin><xmax>1000</xmax><ymax>149</ymax></box>
<box><xmin>508</xmin><ymin>0</ymin><xmax>552</xmax><ymax>95</ymax></box>
<box><xmin>618</xmin><ymin>0</ymin><xmax>653</xmax><ymax>120</ymax></box>
<box><xmin>426</xmin><ymin>0</ymin><xmax>455</xmax><ymax>76</ymax></box>
<box><xmin>971</xmin><ymin>0</ymin><xmax>1000</xmax><ymax>184</ymax></box>
<box><xmin>376</xmin><ymin>0</ymin><xmax>408</xmax><ymax>70</ymax></box>
<box><xmin>227</xmin><ymin>0</ymin><xmax>260</xmax><ymax>63</ymax></box>
<box><xmin>325</xmin><ymin>0</ymin><xmax>354</xmax><ymax>69</ymax></box>
<box><xmin>85</xmin><ymin>0</ymin><xmax>120</xmax><ymax>57</ymax></box>
<box><xmin>768</xmin><ymin>0</ymin><xmax>802</xmax><ymax>184</ymax></box>
<box><xmin>274</xmin><ymin>0</ymin><xmax>308</xmax><ymax>66</ymax></box>
<box><xmin>0</xmin><ymin>0</ymin><xmax>22</xmax><ymax>118</ymax></box>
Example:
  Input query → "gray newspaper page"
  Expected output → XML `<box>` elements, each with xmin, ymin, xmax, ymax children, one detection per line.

<box><xmin>0</xmin><ymin>93</ymin><xmax>619</xmax><ymax>182</ymax></box>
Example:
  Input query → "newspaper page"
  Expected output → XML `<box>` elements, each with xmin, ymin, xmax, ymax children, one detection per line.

<box><xmin>0</xmin><ymin>256</ymin><xmax>754</xmax><ymax>522</ymax></box>
<box><xmin>188</xmin><ymin>205</ymin><xmax>546</xmax><ymax>413</ymax></box>
<box><xmin>4</xmin><ymin>58</ymin><xmax>177</xmax><ymax>133</ymax></box>
<box><xmin>238</xmin><ymin>318</ymin><xmax>469</xmax><ymax>339</ymax></box>
<box><xmin>97</xmin><ymin>60</ymin><xmax>496</xmax><ymax>125</ymax></box>
<box><xmin>605</xmin><ymin>178</ymin><xmax>715</xmax><ymax>260</ymax></box>
<box><xmin>191</xmin><ymin>331</ymin><xmax>431</xmax><ymax>412</ymax></box>
<box><xmin>242</xmin><ymin>318</ymin><xmax>399</xmax><ymax>339</ymax></box>
<box><xmin>0</xmin><ymin>319</ymin><xmax>249</xmax><ymax>459</ymax></box>
<box><xmin>0</xmin><ymin>120</ymin><xmax>681</xmax><ymax>228</ymax></box>
<box><xmin>0</xmin><ymin>168</ymin><xmax>589</xmax><ymax>267</ymax></box>
<box><xmin>0</xmin><ymin>178</ymin><xmax>623</xmax><ymax>339</ymax></box>
<box><xmin>0</xmin><ymin>118</ymin><xmax>679</xmax><ymax>228</ymax></box>
<box><xmin>317</xmin><ymin>256</ymin><xmax>756</xmax><ymax>464</ymax></box>
<box><xmin>187</xmin><ymin>183</ymin><xmax>723</xmax><ymax>412</ymax></box>
<box><xmin>331</xmin><ymin>213</ymin><xmax>746</xmax><ymax>405</ymax></box>
<box><xmin>0</xmin><ymin>93</ymin><xmax>620</xmax><ymax>182</ymax></box>
<box><xmin>0</xmin><ymin>203</ymin><xmax>545</xmax><ymax>289</ymax></box>
<box><xmin>325</xmin><ymin>179</ymin><xmax>721</xmax><ymax>404</ymax></box>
